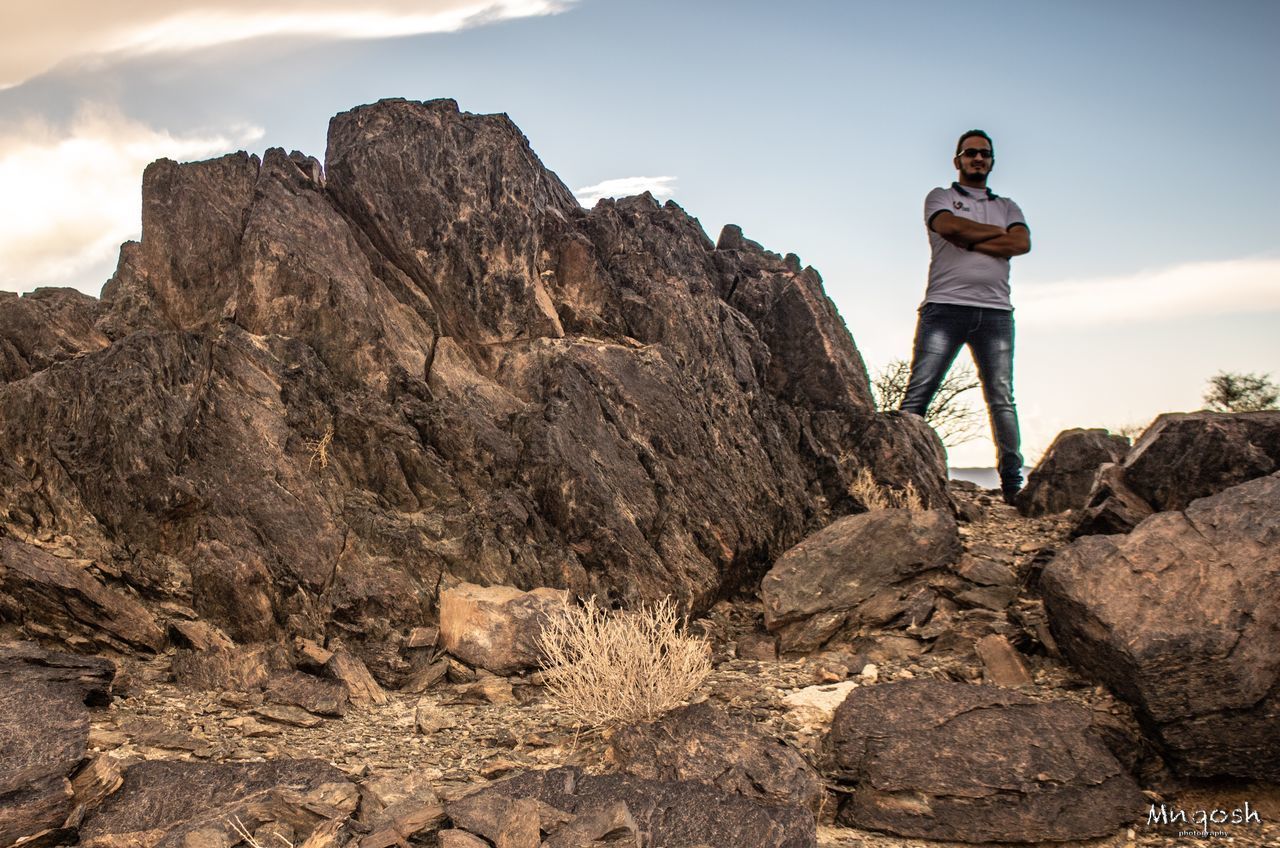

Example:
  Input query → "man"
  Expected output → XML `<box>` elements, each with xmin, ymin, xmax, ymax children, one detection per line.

<box><xmin>900</xmin><ymin>129</ymin><xmax>1031</xmax><ymax>505</ymax></box>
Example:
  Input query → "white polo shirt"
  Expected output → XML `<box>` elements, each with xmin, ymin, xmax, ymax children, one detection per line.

<box><xmin>922</xmin><ymin>183</ymin><xmax>1027</xmax><ymax>310</ymax></box>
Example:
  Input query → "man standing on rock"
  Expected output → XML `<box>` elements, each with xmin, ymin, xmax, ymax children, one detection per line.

<box><xmin>901</xmin><ymin>129</ymin><xmax>1031</xmax><ymax>505</ymax></box>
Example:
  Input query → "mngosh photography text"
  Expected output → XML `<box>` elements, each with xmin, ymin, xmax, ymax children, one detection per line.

<box><xmin>1147</xmin><ymin>802</ymin><xmax>1261</xmax><ymax>831</ymax></box>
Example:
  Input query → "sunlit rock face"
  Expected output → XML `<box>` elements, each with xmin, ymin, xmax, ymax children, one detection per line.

<box><xmin>0</xmin><ymin>98</ymin><xmax>947</xmax><ymax>680</ymax></box>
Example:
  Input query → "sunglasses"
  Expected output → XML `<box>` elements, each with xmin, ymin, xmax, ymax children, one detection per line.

<box><xmin>958</xmin><ymin>148</ymin><xmax>994</xmax><ymax>159</ymax></box>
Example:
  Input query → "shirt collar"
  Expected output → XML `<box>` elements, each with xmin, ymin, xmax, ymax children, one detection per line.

<box><xmin>952</xmin><ymin>182</ymin><xmax>1000</xmax><ymax>199</ymax></box>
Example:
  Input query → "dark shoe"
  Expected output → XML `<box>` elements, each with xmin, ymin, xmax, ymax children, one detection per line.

<box><xmin>1002</xmin><ymin>487</ymin><xmax>1020</xmax><ymax>506</ymax></box>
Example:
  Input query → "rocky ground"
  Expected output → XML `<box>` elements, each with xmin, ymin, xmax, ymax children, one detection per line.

<box><xmin>75</xmin><ymin>484</ymin><xmax>1280</xmax><ymax>848</ymax></box>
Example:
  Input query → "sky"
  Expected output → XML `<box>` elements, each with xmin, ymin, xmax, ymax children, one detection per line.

<box><xmin>2</xmin><ymin>0</ymin><xmax>1278</xmax><ymax>468</ymax></box>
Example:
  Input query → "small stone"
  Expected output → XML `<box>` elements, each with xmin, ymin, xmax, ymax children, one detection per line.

<box><xmin>226</xmin><ymin>716</ymin><xmax>279</xmax><ymax>737</ymax></box>
<box><xmin>734</xmin><ymin>633</ymin><xmax>777</xmax><ymax>661</ymax></box>
<box><xmin>88</xmin><ymin>727</ymin><xmax>129</xmax><ymax>749</ymax></box>
<box><xmin>446</xmin><ymin>659</ymin><xmax>477</xmax><ymax>684</ymax></box>
<box><xmin>858</xmin><ymin>664</ymin><xmax>879</xmax><ymax>684</ymax></box>
<box><xmin>439</xmin><ymin>583</ymin><xmax>569</xmax><ymax>675</ymax></box>
<box><xmin>252</xmin><ymin>704</ymin><xmax>324</xmax><ymax>728</ymax></box>
<box><xmin>467</xmin><ymin>678</ymin><xmax>516</xmax><ymax>705</ymax></box>
<box><xmin>812</xmin><ymin>662</ymin><xmax>847</xmax><ymax>684</ymax></box>
<box><xmin>415</xmin><ymin>698</ymin><xmax>458</xmax><ymax>734</ymax></box>
<box><xmin>975</xmin><ymin>634</ymin><xmax>1033</xmax><ymax>688</ymax></box>
<box><xmin>324</xmin><ymin>646</ymin><xmax>389</xmax><ymax>707</ymax></box>
<box><xmin>479</xmin><ymin>759</ymin><xmax>521</xmax><ymax>779</ymax></box>
<box><xmin>218</xmin><ymin>691</ymin><xmax>261</xmax><ymax>709</ymax></box>
<box><xmin>406</xmin><ymin>626</ymin><xmax>439</xmax><ymax>649</ymax></box>
<box><xmin>295</xmin><ymin>638</ymin><xmax>334</xmax><ymax>671</ymax></box>
<box><xmin>401</xmin><ymin>659</ymin><xmax>450</xmax><ymax>695</ymax></box>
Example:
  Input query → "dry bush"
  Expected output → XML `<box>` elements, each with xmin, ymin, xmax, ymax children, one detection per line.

<box><xmin>537</xmin><ymin>597</ymin><xmax>711</xmax><ymax>728</ymax></box>
<box><xmin>849</xmin><ymin>467</ymin><xmax>923</xmax><ymax>512</ymax></box>
<box><xmin>305</xmin><ymin>423</ymin><xmax>334</xmax><ymax>472</ymax></box>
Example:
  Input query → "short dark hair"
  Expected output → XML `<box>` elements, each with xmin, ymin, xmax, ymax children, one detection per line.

<box><xmin>956</xmin><ymin>129</ymin><xmax>994</xmax><ymax>156</ymax></box>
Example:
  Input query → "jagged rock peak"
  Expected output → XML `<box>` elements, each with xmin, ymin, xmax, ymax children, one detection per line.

<box><xmin>0</xmin><ymin>98</ymin><xmax>948</xmax><ymax>681</ymax></box>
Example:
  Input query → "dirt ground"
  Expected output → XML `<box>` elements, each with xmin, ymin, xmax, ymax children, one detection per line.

<box><xmin>95</xmin><ymin>485</ymin><xmax>1280</xmax><ymax>847</ymax></box>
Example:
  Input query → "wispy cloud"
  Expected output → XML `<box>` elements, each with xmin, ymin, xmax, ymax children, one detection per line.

<box><xmin>1018</xmin><ymin>257</ymin><xmax>1280</xmax><ymax>327</ymax></box>
<box><xmin>1</xmin><ymin>0</ymin><xmax>576</xmax><ymax>89</ymax></box>
<box><xmin>0</xmin><ymin>104</ymin><xmax>263</xmax><ymax>295</ymax></box>
<box><xmin>573</xmin><ymin>175</ymin><xmax>678</xmax><ymax>207</ymax></box>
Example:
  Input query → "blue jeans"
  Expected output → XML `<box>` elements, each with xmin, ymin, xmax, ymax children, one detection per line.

<box><xmin>900</xmin><ymin>303</ymin><xmax>1023</xmax><ymax>491</ymax></box>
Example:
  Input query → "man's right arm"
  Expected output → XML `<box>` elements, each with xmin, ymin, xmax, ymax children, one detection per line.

<box><xmin>929</xmin><ymin>210</ymin><xmax>1007</xmax><ymax>247</ymax></box>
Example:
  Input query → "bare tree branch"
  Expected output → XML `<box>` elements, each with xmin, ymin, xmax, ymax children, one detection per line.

<box><xmin>872</xmin><ymin>358</ymin><xmax>985</xmax><ymax>447</ymax></box>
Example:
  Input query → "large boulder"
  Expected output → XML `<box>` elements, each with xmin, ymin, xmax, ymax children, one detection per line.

<box><xmin>1016</xmin><ymin>428</ymin><xmax>1129</xmax><ymax>517</ymax></box>
<box><xmin>439</xmin><ymin>582</ymin><xmax>569</xmax><ymax>675</ymax></box>
<box><xmin>1041</xmin><ymin>472</ymin><xmax>1280</xmax><ymax>779</ymax></box>
<box><xmin>1123</xmin><ymin>411</ymin><xmax>1280</xmax><ymax>511</ymax></box>
<box><xmin>0</xmin><ymin>644</ymin><xmax>116</xmax><ymax>847</ymax></box>
<box><xmin>1071</xmin><ymin>412</ymin><xmax>1280</xmax><ymax>535</ymax></box>
<box><xmin>0</xmin><ymin>99</ymin><xmax>948</xmax><ymax>671</ymax></box>
<box><xmin>606</xmin><ymin>701</ymin><xmax>823</xmax><ymax>813</ymax></box>
<box><xmin>824</xmin><ymin>680</ymin><xmax>1142</xmax><ymax>843</ymax></box>
<box><xmin>761</xmin><ymin>509</ymin><xmax>962</xmax><ymax>653</ymax></box>
<box><xmin>445</xmin><ymin>766</ymin><xmax>815</xmax><ymax>848</ymax></box>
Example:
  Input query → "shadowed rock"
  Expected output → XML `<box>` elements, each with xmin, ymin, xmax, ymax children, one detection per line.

<box><xmin>825</xmin><ymin>679</ymin><xmax>1142</xmax><ymax>843</ymax></box>
<box><xmin>79</xmin><ymin>759</ymin><xmax>356</xmax><ymax>848</ymax></box>
<box><xmin>1123</xmin><ymin>411</ymin><xmax>1280</xmax><ymax>511</ymax></box>
<box><xmin>446</xmin><ymin>766</ymin><xmax>814</xmax><ymax>848</ymax></box>
<box><xmin>1071</xmin><ymin>462</ymin><xmax>1155</xmax><ymax>537</ymax></box>
<box><xmin>761</xmin><ymin>509</ymin><xmax>961</xmax><ymax>653</ymax></box>
<box><xmin>0</xmin><ymin>289</ymin><xmax>109</xmax><ymax>384</ymax></box>
<box><xmin>1070</xmin><ymin>412</ymin><xmax>1280</xmax><ymax>536</ymax></box>
<box><xmin>606</xmin><ymin>701</ymin><xmax>823</xmax><ymax>812</ymax></box>
<box><xmin>1042</xmin><ymin>472</ymin><xmax>1280</xmax><ymax>779</ymax></box>
<box><xmin>0</xmin><ymin>537</ymin><xmax>165</xmax><ymax>652</ymax></box>
<box><xmin>1016</xmin><ymin>428</ymin><xmax>1129</xmax><ymax>517</ymax></box>
<box><xmin>0</xmin><ymin>644</ymin><xmax>116</xmax><ymax>846</ymax></box>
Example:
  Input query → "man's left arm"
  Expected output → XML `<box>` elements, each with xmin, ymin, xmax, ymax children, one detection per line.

<box><xmin>971</xmin><ymin>222</ymin><xmax>1030</xmax><ymax>258</ymax></box>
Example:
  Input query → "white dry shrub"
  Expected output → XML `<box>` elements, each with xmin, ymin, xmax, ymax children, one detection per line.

<box><xmin>537</xmin><ymin>596</ymin><xmax>711</xmax><ymax>728</ymax></box>
<box><xmin>848</xmin><ymin>466</ymin><xmax>924</xmax><ymax>511</ymax></box>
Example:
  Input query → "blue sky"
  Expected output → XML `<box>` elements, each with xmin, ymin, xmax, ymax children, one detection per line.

<box><xmin>2</xmin><ymin>0</ymin><xmax>1277</xmax><ymax>466</ymax></box>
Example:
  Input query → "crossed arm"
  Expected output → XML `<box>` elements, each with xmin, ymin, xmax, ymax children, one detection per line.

<box><xmin>930</xmin><ymin>211</ymin><xmax>1031</xmax><ymax>258</ymax></box>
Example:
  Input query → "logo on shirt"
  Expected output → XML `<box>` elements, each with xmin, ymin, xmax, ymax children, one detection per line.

<box><xmin>953</xmin><ymin>200</ymin><xmax>969</xmax><ymax>211</ymax></box>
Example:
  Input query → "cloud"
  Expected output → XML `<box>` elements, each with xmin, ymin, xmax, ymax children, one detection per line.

<box><xmin>573</xmin><ymin>176</ymin><xmax>678</xmax><ymax>207</ymax></box>
<box><xmin>1018</xmin><ymin>257</ymin><xmax>1280</xmax><ymax>327</ymax></box>
<box><xmin>1</xmin><ymin>0</ymin><xmax>576</xmax><ymax>89</ymax></box>
<box><xmin>0</xmin><ymin>104</ymin><xmax>263</xmax><ymax>295</ymax></box>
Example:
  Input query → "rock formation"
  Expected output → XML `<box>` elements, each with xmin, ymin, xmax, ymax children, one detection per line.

<box><xmin>0</xmin><ymin>99</ymin><xmax>947</xmax><ymax>679</ymax></box>
<box><xmin>761</xmin><ymin>509</ymin><xmax>962</xmax><ymax>653</ymax></box>
<box><xmin>1072</xmin><ymin>411</ymin><xmax>1280</xmax><ymax>535</ymax></box>
<box><xmin>1015</xmin><ymin>428</ymin><xmax>1129</xmax><ymax>517</ymax></box>
<box><xmin>1042</xmin><ymin>472</ymin><xmax>1280</xmax><ymax>779</ymax></box>
<box><xmin>824</xmin><ymin>679</ymin><xmax>1142</xmax><ymax>843</ymax></box>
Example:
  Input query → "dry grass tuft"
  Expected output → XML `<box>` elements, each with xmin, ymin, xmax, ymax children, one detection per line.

<box><xmin>537</xmin><ymin>597</ymin><xmax>711</xmax><ymax>729</ymax></box>
<box><xmin>849</xmin><ymin>467</ymin><xmax>924</xmax><ymax>512</ymax></box>
<box><xmin>305</xmin><ymin>424</ymin><xmax>334</xmax><ymax>472</ymax></box>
